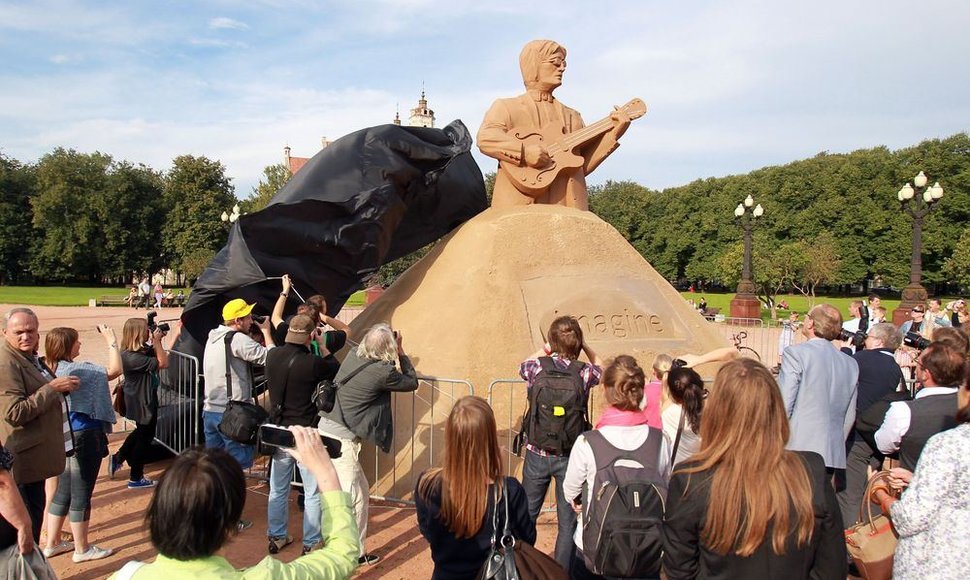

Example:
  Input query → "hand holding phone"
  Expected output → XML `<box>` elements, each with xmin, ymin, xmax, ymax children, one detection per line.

<box><xmin>260</xmin><ymin>424</ymin><xmax>342</xmax><ymax>458</ymax></box>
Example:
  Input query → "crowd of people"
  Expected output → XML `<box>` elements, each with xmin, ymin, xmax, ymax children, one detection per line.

<box><xmin>1</xmin><ymin>290</ymin><xmax>969</xmax><ymax>579</ymax></box>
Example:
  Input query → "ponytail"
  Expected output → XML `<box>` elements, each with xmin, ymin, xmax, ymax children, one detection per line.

<box><xmin>667</xmin><ymin>367</ymin><xmax>706</xmax><ymax>432</ymax></box>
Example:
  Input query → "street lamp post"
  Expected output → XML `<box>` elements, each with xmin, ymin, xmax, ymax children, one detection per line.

<box><xmin>729</xmin><ymin>195</ymin><xmax>764</xmax><ymax>320</ymax></box>
<box><xmin>221</xmin><ymin>203</ymin><xmax>242</xmax><ymax>225</ymax></box>
<box><xmin>892</xmin><ymin>171</ymin><xmax>944</xmax><ymax>325</ymax></box>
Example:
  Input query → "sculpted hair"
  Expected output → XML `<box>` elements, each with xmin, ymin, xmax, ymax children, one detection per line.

<box><xmin>665</xmin><ymin>367</ymin><xmax>705</xmax><ymax>433</ymax></box>
<box><xmin>519</xmin><ymin>39</ymin><xmax>566</xmax><ymax>88</ymax></box>
<box><xmin>931</xmin><ymin>327</ymin><xmax>969</xmax><ymax>358</ymax></box>
<box><xmin>121</xmin><ymin>318</ymin><xmax>149</xmax><ymax>352</ymax></box>
<box><xmin>677</xmin><ymin>358</ymin><xmax>815</xmax><ymax>557</ymax></box>
<box><xmin>921</xmin><ymin>343</ymin><xmax>965</xmax><ymax>386</ymax></box>
<box><xmin>603</xmin><ymin>355</ymin><xmax>646</xmax><ymax>411</ymax></box>
<box><xmin>868</xmin><ymin>323</ymin><xmax>901</xmax><ymax>351</ymax></box>
<box><xmin>147</xmin><ymin>448</ymin><xmax>245</xmax><ymax>560</ymax></box>
<box><xmin>45</xmin><ymin>327</ymin><xmax>79</xmax><ymax>370</ymax></box>
<box><xmin>417</xmin><ymin>396</ymin><xmax>504</xmax><ymax>539</ymax></box>
<box><xmin>356</xmin><ymin>323</ymin><xmax>398</xmax><ymax>363</ymax></box>
<box><xmin>808</xmin><ymin>304</ymin><xmax>842</xmax><ymax>341</ymax></box>
<box><xmin>547</xmin><ymin>316</ymin><xmax>583</xmax><ymax>360</ymax></box>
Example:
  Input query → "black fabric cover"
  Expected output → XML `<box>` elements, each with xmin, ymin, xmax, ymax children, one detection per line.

<box><xmin>175</xmin><ymin>120</ymin><xmax>486</xmax><ymax>361</ymax></box>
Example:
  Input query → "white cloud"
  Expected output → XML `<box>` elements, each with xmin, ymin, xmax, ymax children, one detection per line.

<box><xmin>209</xmin><ymin>17</ymin><xmax>249</xmax><ymax>31</ymax></box>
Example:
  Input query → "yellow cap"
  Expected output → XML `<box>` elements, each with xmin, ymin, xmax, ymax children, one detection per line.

<box><xmin>222</xmin><ymin>298</ymin><xmax>255</xmax><ymax>322</ymax></box>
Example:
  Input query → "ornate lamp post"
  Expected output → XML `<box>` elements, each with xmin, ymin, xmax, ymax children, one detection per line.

<box><xmin>729</xmin><ymin>195</ymin><xmax>764</xmax><ymax>319</ymax></box>
<box><xmin>892</xmin><ymin>171</ymin><xmax>944</xmax><ymax>325</ymax></box>
<box><xmin>220</xmin><ymin>203</ymin><xmax>242</xmax><ymax>225</ymax></box>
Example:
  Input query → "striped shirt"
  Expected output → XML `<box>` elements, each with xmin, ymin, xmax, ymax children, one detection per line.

<box><xmin>35</xmin><ymin>356</ymin><xmax>74</xmax><ymax>456</ymax></box>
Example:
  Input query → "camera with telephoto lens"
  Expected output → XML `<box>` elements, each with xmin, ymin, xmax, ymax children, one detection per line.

<box><xmin>903</xmin><ymin>331</ymin><xmax>931</xmax><ymax>351</ymax></box>
<box><xmin>146</xmin><ymin>311</ymin><xmax>170</xmax><ymax>334</ymax></box>
<box><xmin>839</xmin><ymin>329</ymin><xmax>867</xmax><ymax>348</ymax></box>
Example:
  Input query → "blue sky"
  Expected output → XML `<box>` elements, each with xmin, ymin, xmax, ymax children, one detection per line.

<box><xmin>1</xmin><ymin>0</ymin><xmax>968</xmax><ymax>198</ymax></box>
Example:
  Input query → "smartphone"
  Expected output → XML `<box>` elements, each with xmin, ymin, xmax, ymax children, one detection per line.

<box><xmin>259</xmin><ymin>424</ymin><xmax>342</xmax><ymax>458</ymax></box>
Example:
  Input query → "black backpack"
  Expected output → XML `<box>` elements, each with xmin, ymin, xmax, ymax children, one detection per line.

<box><xmin>582</xmin><ymin>428</ymin><xmax>667</xmax><ymax>578</ymax></box>
<box><xmin>523</xmin><ymin>357</ymin><xmax>589</xmax><ymax>455</ymax></box>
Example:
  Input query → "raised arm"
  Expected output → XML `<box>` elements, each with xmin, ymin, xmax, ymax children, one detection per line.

<box><xmin>99</xmin><ymin>323</ymin><xmax>123</xmax><ymax>380</ymax></box>
<box><xmin>272</xmin><ymin>274</ymin><xmax>292</xmax><ymax>328</ymax></box>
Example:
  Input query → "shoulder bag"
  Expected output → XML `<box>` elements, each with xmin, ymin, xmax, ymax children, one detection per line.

<box><xmin>313</xmin><ymin>358</ymin><xmax>378</xmax><ymax>413</ymax></box>
<box><xmin>845</xmin><ymin>470</ymin><xmax>900</xmax><ymax>580</ymax></box>
<box><xmin>218</xmin><ymin>332</ymin><xmax>269</xmax><ymax>444</ymax></box>
<box><xmin>477</xmin><ymin>480</ymin><xmax>566</xmax><ymax>580</ymax></box>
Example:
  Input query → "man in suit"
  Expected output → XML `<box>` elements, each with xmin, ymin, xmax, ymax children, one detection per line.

<box><xmin>0</xmin><ymin>308</ymin><xmax>79</xmax><ymax>542</ymax></box>
<box><xmin>477</xmin><ymin>39</ymin><xmax>631</xmax><ymax>210</ymax></box>
<box><xmin>778</xmin><ymin>304</ymin><xmax>860</xmax><ymax>473</ymax></box>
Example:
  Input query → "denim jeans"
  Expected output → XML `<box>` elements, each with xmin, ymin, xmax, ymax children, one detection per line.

<box><xmin>522</xmin><ymin>449</ymin><xmax>577</xmax><ymax>570</ymax></box>
<box><xmin>49</xmin><ymin>427</ymin><xmax>107</xmax><ymax>522</ymax></box>
<box><xmin>267</xmin><ymin>448</ymin><xmax>321</xmax><ymax>547</ymax></box>
<box><xmin>202</xmin><ymin>411</ymin><xmax>255</xmax><ymax>469</ymax></box>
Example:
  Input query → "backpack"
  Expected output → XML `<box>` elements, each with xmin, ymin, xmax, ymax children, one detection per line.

<box><xmin>582</xmin><ymin>428</ymin><xmax>667</xmax><ymax>578</ymax></box>
<box><xmin>523</xmin><ymin>357</ymin><xmax>589</xmax><ymax>455</ymax></box>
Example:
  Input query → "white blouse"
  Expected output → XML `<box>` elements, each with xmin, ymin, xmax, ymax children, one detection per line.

<box><xmin>661</xmin><ymin>403</ymin><xmax>701</xmax><ymax>467</ymax></box>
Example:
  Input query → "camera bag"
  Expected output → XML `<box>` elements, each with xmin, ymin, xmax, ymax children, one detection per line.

<box><xmin>218</xmin><ymin>332</ymin><xmax>269</xmax><ymax>445</ymax></box>
<box><xmin>313</xmin><ymin>358</ymin><xmax>377</xmax><ymax>413</ymax></box>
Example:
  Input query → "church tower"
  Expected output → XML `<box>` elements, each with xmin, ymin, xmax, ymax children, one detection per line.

<box><xmin>408</xmin><ymin>89</ymin><xmax>435</xmax><ymax>128</ymax></box>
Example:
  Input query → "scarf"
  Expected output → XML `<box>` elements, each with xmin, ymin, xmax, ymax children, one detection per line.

<box><xmin>595</xmin><ymin>405</ymin><xmax>650</xmax><ymax>429</ymax></box>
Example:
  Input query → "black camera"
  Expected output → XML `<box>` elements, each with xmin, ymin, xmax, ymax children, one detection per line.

<box><xmin>252</xmin><ymin>314</ymin><xmax>266</xmax><ymax>324</ymax></box>
<box><xmin>146</xmin><ymin>311</ymin><xmax>170</xmax><ymax>333</ymax></box>
<box><xmin>839</xmin><ymin>329</ymin><xmax>867</xmax><ymax>348</ymax></box>
<box><xmin>903</xmin><ymin>331</ymin><xmax>931</xmax><ymax>351</ymax></box>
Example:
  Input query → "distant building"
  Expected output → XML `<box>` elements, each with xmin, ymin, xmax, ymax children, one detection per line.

<box><xmin>284</xmin><ymin>90</ymin><xmax>436</xmax><ymax>175</ymax></box>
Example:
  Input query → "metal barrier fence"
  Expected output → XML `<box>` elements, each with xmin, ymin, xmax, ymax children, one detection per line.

<box><xmin>364</xmin><ymin>375</ymin><xmax>474</xmax><ymax>503</ymax></box>
<box><xmin>710</xmin><ymin>317</ymin><xmax>809</xmax><ymax>369</ymax></box>
<box><xmin>155</xmin><ymin>350</ymin><xmax>203</xmax><ymax>455</ymax></box>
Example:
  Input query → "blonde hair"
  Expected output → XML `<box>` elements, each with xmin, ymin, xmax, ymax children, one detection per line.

<box><xmin>417</xmin><ymin>396</ymin><xmax>504</xmax><ymax>538</ymax></box>
<box><xmin>677</xmin><ymin>358</ymin><xmax>815</xmax><ymax>556</ymax></box>
<box><xmin>356</xmin><ymin>323</ymin><xmax>398</xmax><ymax>363</ymax></box>
<box><xmin>121</xmin><ymin>318</ymin><xmax>149</xmax><ymax>352</ymax></box>
<box><xmin>45</xmin><ymin>327</ymin><xmax>79</xmax><ymax>373</ymax></box>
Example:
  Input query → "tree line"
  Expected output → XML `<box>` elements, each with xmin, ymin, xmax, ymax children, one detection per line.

<box><xmin>588</xmin><ymin>133</ymin><xmax>970</xmax><ymax>301</ymax></box>
<box><xmin>0</xmin><ymin>148</ymin><xmax>289</xmax><ymax>286</ymax></box>
<box><xmin>2</xmin><ymin>133</ymin><xmax>967</xmax><ymax>292</ymax></box>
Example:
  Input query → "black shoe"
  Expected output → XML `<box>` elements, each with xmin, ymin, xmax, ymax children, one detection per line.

<box><xmin>358</xmin><ymin>553</ymin><xmax>381</xmax><ymax>565</ymax></box>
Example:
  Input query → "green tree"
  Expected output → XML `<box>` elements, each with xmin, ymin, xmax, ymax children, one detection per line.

<box><xmin>0</xmin><ymin>154</ymin><xmax>38</xmax><ymax>284</ymax></box>
<box><xmin>30</xmin><ymin>148</ymin><xmax>112</xmax><ymax>281</ymax></box>
<box><xmin>162</xmin><ymin>155</ymin><xmax>236</xmax><ymax>279</ymax></box>
<box><xmin>945</xmin><ymin>226</ymin><xmax>970</xmax><ymax>288</ymax></box>
<box><xmin>242</xmin><ymin>163</ymin><xmax>291</xmax><ymax>214</ymax></box>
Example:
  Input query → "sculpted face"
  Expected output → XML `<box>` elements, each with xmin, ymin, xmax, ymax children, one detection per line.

<box><xmin>4</xmin><ymin>312</ymin><xmax>39</xmax><ymax>354</ymax></box>
<box><xmin>536</xmin><ymin>53</ymin><xmax>566</xmax><ymax>91</ymax></box>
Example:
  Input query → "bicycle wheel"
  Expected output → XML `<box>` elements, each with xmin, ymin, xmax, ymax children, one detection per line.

<box><xmin>736</xmin><ymin>346</ymin><xmax>761</xmax><ymax>361</ymax></box>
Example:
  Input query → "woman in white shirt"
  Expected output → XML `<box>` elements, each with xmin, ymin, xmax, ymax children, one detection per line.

<box><xmin>662</xmin><ymin>366</ymin><xmax>707</xmax><ymax>467</ymax></box>
<box><xmin>564</xmin><ymin>355</ymin><xmax>671</xmax><ymax>578</ymax></box>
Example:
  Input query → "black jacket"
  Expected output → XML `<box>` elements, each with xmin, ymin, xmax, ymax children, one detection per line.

<box><xmin>321</xmin><ymin>349</ymin><xmax>418</xmax><ymax>452</ymax></box>
<box><xmin>121</xmin><ymin>349</ymin><xmax>159</xmax><ymax>425</ymax></box>
<box><xmin>663</xmin><ymin>451</ymin><xmax>846</xmax><ymax>580</ymax></box>
<box><xmin>266</xmin><ymin>343</ymin><xmax>339</xmax><ymax>427</ymax></box>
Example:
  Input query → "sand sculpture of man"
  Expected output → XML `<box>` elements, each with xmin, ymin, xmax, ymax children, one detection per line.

<box><xmin>477</xmin><ymin>39</ymin><xmax>639</xmax><ymax>210</ymax></box>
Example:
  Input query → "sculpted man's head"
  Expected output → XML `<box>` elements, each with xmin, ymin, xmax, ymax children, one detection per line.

<box><xmin>519</xmin><ymin>40</ymin><xmax>567</xmax><ymax>92</ymax></box>
<box><xmin>4</xmin><ymin>308</ymin><xmax>40</xmax><ymax>355</ymax></box>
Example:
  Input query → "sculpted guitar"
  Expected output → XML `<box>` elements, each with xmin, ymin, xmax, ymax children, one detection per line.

<box><xmin>505</xmin><ymin>98</ymin><xmax>647</xmax><ymax>195</ymax></box>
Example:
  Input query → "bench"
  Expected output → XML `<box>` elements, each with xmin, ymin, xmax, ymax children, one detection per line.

<box><xmin>702</xmin><ymin>307</ymin><xmax>721</xmax><ymax>321</ymax></box>
<box><xmin>97</xmin><ymin>295</ymin><xmax>132</xmax><ymax>307</ymax></box>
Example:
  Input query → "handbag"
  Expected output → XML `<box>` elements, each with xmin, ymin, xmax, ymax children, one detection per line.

<box><xmin>313</xmin><ymin>359</ymin><xmax>378</xmax><ymax>413</ymax></box>
<box><xmin>477</xmin><ymin>481</ymin><xmax>566</xmax><ymax>580</ymax></box>
<box><xmin>845</xmin><ymin>470</ymin><xmax>899</xmax><ymax>580</ymax></box>
<box><xmin>112</xmin><ymin>380</ymin><xmax>126</xmax><ymax>416</ymax></box>
<box><xmin>218</xmin><ymin>332</ymin><xmax>269</xmax><ymax>445</ymax></box>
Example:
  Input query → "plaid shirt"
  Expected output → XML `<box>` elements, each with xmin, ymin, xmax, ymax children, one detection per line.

<box><xmin>519</xmin><ymin>355</ymin><xmax>602</xmax><ymax>456</ymax></box>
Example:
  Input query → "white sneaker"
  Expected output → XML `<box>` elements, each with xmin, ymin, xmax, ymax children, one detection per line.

<box><xmin>42</xmin><ymin>541</ymin><xmax>73</xmax><ymax>558</ymax></box>
<box><xmin>72</xmin><ymin>545</ymin><xmax>113</xmax><ymax>562</ymax></box>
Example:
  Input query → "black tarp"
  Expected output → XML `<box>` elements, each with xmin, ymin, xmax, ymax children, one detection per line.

<box><xmin>174</xmin><ymin>120</ymin><xmax>487</xmax><ymax>361</ymax></box>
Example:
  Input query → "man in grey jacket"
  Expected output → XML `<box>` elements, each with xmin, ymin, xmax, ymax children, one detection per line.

<box><xmin>778</xmin><ymin>304</ymin><xmax>859</xmax><ymax>473</ymax></box>
<box><xmin>202</xmin><ymin>298</ymin><xmax>275</xmax><ymax>471</ymax></box>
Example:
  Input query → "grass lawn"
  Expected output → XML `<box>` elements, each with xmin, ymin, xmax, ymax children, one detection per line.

<box><xmin>679</xmin><ymin>292</ymin><xmax>904</xmax><ymax>320</ymax></box>
<box><xmin>0</xmin><ymin>286</ymin><xmax>367</xmax><ymax>307</ymax></box>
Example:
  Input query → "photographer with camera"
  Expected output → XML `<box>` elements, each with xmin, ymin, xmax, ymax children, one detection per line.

<box><xmin>111</xmin><ymin>316</ymin><xmax>180</xmax><ymax>490</ymax></box>
<box><xmin>873</xmin><ymin>341</ymin><xmax>961</xmax><ymax>471</ymax></box>
<box><xmin>836</xmin><ymin>323</ymin><xmax>905</xmax><ymax>527</ymax></box>
<box><xmin>202</xmin><ymin>299</ymin><xmax>276</xmax><ymax>478</ymax></box>
<box><xmin>265</xmin><ymin>314</ymin><xmax>340</xmax><ymax>556</ymax></box>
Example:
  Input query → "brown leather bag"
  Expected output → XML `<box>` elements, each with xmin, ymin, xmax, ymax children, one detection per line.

<box><xmin>845</xmin><ymin>471</ymin><xmax>899</xmax><ymax>580</ymax></box>
<box><xmin>112</xmin><ymin>381</ymin><xmax>126</xmax><ymax>417</ymax></box>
